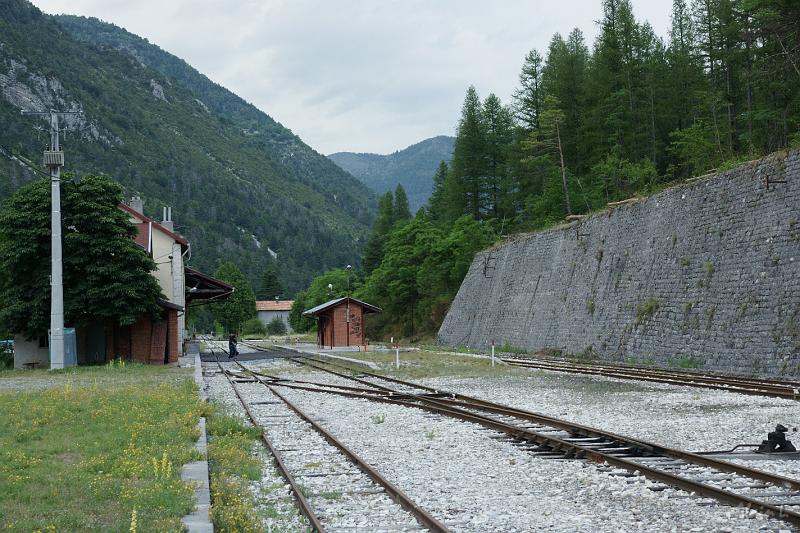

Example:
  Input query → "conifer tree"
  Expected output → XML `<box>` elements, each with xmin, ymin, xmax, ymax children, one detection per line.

<box><xmin>257</xmin><ymin>263</ymin><xmax>283</xmax><ymax>300</ymax></box>
<box><xmin>362</xmin><ymin>191</ymin><xmax>396</xmax><ymax>274</ymax></box>
<box><xmin>450</xmin><ymin>85</ymin><xmax>487</xmax><ymax>219</ymax></box>
<box><xmin>513</xmin><ymin>49</ymin><xmax>545</xmax><ymax>130</ymax></box>
<box><xmin>393</xmin><ymin>184</ymin><xmax>411</xmax><ymax>221</ymax></box>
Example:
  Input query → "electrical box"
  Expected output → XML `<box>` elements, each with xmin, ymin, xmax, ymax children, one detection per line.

<box><xmin>49</xmin><ymin>328</ymin><xmax>77</xmax><ymax>367</ymax></box>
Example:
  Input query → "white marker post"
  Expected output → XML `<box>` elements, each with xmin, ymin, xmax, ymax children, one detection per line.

<box><xmin>395</xmin><ymin>342</ymin><xmax>400</xmax><ymax>370</ymax></box>
<box><xmin>491</xmin><ymin>341</ymin><xmax>495</xmax><ymax>367</ymax></box>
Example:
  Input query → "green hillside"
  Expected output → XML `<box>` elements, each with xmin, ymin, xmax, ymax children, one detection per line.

<box><xmin>0</xmin><ymin>1</ymin><xmax>376</xmax><ymax>292</ymax></box>
<box><xmin>329</xmin><ymin>135</ymin><xmax>454</xmax><ymax>211</ymax></box>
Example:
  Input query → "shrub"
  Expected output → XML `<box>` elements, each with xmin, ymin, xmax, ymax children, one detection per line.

<box><xmin>240</xmin><ymin>318</ymin><xmax>265</xmax><ymax>337</ymax></box>
<box><xmin>266</xmin><ymin>316</ymin><xmax>287</xmax><ymax>336</ymax></box>
<box><xmin>635</xmin><ymin>297</ymin><xmax>659</xmax><ymax>324</ymax></box>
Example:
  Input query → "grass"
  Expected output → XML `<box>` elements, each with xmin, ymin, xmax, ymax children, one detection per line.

<box><xmin>206</xmin><ymin>405</ymin><xmax>309</xmax><ymax>533</ymax></box>
<box><xmin>205</xmin><ymin>406</ymin><xmax>265</xmax><ymax>533</ymax></box>
<box><xmin>0</xmin><ymin>362</ymin><xmax>201</xmax><ymax>532</ymax></box>
<box><xmin>298</xmin><ymin>349</ymin><xmax>527</xmax><ymax>380</ymax></box>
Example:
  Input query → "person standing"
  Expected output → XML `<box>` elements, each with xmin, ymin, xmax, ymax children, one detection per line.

<box><xmin>228</xmin><ymin>333</ymin><xmax>238</xmax><ymax>359</ymax></box>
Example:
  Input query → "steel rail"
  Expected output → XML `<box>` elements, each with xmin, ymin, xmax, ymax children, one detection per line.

<box><xmin>296</xmin><ymin>356</ymin><xmax>800</xmax><ymax>490</ymax></box>
<box><xmin>207</xmin><ymin>345</ymin><xmax>326</xmax><ymax>532</ymax></box>
<box><xmin>211</xmin><ymin>341</ymin><xmax>452</xmax><ymax>533</ymax></box>
<box><xmin>502</xmin><ymin>358</ymin><xmax>799</xmax><ymax>399</ymax></box>
<box><xmin>276</xmin><ymin>355</ymin><xmax>800</xmax><ymax>526</ymax></box>
<box><xmin>229</xmin><ymin>343</ymin><xmax>800</xmax><ymax>520</ymax></box>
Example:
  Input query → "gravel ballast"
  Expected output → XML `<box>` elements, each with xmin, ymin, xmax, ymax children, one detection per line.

<box><xmin>213</xmin><ymin>358</ymin><xmax>798</xmax><ymax>532</ymax></box>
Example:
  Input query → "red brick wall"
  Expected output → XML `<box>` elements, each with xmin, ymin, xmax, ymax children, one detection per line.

<box><xmin>318</xmin><ymin>302</ymin><xmax>367</xmax><ymax>347</ymax></box>
<box><xmin>130</xmin><ymin>318</ymin><xmax>152</xmax><ymax>363</ymax></box>
<box><xmin>167</xmin><ymin>310</ymin><xmax>178</xmax><ymax>363</ymax></box>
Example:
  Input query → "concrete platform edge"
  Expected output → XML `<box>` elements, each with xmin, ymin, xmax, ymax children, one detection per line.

<box><xmin>181</xmin><ymin>353</ymin><xmax>213</xmax><ymax>532</ymax></box>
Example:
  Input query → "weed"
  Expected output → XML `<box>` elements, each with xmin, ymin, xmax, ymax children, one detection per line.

<box><xmin>635</xmin><ymin>298</ymin><xmax>659</xmax><ymax>324</ymax></box>
<box><xmin>425</xmin><ymin>429</ymin><xmax>436</xmax><ymax>440</ymax></box>
<box><xmin>370</xmin><ymin>414</ymin><xmax>386</xmax><ymax>424</ymax></box>
<box><xmin>699</xmin><ymin>260</ymin><xmax>715</xmax><ymax>288</ymax></box>
<box><xmin>586</xmin><ymin>297</ymin><xmax>595</xmax><ymax>315</ymax></box>
<box><xmin>706</xmin><ymin>305</ymin><xmax>717</xmax><ymax>329</ymax></box>
<box><xmin>673</xmin><ymin>355</ymin><xmax>704</xmax><ymax>369</ymax></box>
<box><xmin>679</xmin><ymin>256</ymin><xmax>691</xmax><ymax>267</ymax></box>
<box><xmin>737</xmin><ymin>302</ymin><xmax>749</xmax><ymax>319</ymax></box>
<box><xmin>318</xmin><ymin>490</ymin><xmax>342</xmax><ymax>501</ymax></box>
<box><xmin>497</xmin><ymin>343</ymin><xmax>528</xmax><ymax>355</ymax></box>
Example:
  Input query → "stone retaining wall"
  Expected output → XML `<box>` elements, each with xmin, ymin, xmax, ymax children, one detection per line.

<box><xmin>438</xmin><ymin>150</ymin><xmax>800</xmax><ymax>376</ymax></box>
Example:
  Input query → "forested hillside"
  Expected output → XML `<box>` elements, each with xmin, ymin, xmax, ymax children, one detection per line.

<box><xmin>0</xmin><ymin>1</ymin><xmax>376</xmax><ymax>292</ymax></box>
<box><xmin>294</xmin><ymin>0</ymin><xmax>800</xmax><ymax>340</ymax></box>
<box><xmin>329</xmin><ymin>136</ymin><xmax>454</xmax><ymax>211</ymax></box>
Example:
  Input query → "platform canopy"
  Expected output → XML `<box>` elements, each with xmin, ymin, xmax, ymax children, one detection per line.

<box><xmin>185</xmin><ymin>266</ymin><xmax>235</xmax><ymax>306</ymax></box>
<box><xmin>302</xmin><ymin>297</ymin><xmax>381</xmax><ymax>317</ymax></box>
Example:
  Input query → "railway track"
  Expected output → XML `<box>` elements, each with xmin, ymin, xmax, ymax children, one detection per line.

<box><xmin>205</xmin><ymin>342</ymin><xmax>451</xmax><ymax>533</ymax></box>
<box><xmin>234</xmin><ymin>342</ymin><xmax>800</xmax><ymax>528</ymax></box>
<box><xmin>501</xmin><ymin>356</ymin><xmax>800</xmax><ymax>399</ymax></box>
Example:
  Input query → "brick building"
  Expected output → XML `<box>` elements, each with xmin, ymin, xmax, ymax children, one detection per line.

<box><xmin>303</xmin><ymin>297</ymin><xmax>381</xmax><ymax>348</ymax></box>
<box><xmin>13</xmin><ymin>198</ymin><xmax>233</xmax><ymax>368</ymax></box>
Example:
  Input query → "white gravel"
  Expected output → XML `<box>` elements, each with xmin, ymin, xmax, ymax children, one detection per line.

<box><xmin>231</xmin><ymin>359</ymin><xmax>795</xmax><ymax>532</ymax></box>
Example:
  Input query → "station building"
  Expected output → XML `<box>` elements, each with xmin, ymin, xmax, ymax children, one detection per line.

<box><xmin>13</xmin><ymin>197</ymin><xmax>233</xmax><ymax>368</ymax></box>
<box><xmin>303</xmin><ymin>297</ymin><xmax>381</xmax><ymax>349</ymax></box>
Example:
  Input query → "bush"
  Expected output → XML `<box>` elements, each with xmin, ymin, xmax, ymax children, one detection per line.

<box><xmin>266</xmin><ymin>316</ymin><xmax>287</xmax><ymax>336</ymax></box>
<box><xmin>240</xmin><ymin>318</ymin><xmax>265</xmax><ymax>337</ymax></box>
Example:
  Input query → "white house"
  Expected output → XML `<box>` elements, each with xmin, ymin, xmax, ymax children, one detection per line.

<box><xmin>257</xmin><ymin>300</ymin><xmax>294</xmax><ymax>333</ymax></box>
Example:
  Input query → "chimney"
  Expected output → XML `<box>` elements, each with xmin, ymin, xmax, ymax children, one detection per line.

<box><xmin>129</xmin><ymin>196</ymin><xmax>144</xmax><ymax>214</ymax></box>
<box><xmin>161</xmin><ymin>205</ymin><xmax>174</xmax><ymax>231</ymax></box>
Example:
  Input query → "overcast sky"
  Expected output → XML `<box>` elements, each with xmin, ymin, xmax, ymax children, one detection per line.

<box><xmin>33</xmin><ymin>1</ymin><xmax>670</xmax><ymax>155</ymax></box>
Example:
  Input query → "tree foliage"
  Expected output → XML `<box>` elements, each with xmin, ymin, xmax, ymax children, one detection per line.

<box><xmin>0</xmin><ymin>174</ymin><xmax>164</xmax><ymax>338</ymax></box>
<box><xmin>256</xmin><ymin>263</ymin><xmax>284</xmax><ymax>301</ymax></box>
<box><xmin>211</xmin><ymin>262</ymin><xmax>256</xmax><ymax>334</ymax></box>
<box><xmin>289</xmin><ymin>269</ymin><xmax>355</xmax><ymax>333</ymax></box>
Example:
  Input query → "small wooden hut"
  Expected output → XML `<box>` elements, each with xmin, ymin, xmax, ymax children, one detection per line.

<box><xmin>302</xmin><ymin>297</ymin><xmax>381</xmax><ymax>348</ymax></box>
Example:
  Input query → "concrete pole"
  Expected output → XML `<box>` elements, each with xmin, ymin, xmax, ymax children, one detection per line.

<box><xmin>48</xmin><ymin>111</ymin><xmax>66</xmax><ymax>369</ymax></box>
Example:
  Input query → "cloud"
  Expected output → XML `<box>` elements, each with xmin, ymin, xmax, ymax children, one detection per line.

<box><xmin>32</xmin><ymin>0</ymin><xmax>670</xmax><ymax>154</ymax></box>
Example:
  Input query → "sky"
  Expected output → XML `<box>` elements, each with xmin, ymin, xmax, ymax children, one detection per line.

<box><xmin>33</xmin><ymin>1</ymin><xmax>671</xmax><ymax>155</ymax></box>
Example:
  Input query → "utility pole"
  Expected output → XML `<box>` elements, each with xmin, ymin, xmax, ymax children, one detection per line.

<box><xmin>22</xmin><ymin>109</ymin><xmax>80</xmax><ymax>369</ymax></box>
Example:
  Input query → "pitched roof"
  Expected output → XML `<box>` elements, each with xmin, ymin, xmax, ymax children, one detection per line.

<box><xmin>118</xmin><ymin>202</ymin><xmax>190</xmax><ymax>249</ymax></box>
<box><xmin>302</xmin><ymin>297</ymin><xmax>381</xmax><ymax>317</ymax></box>
<box><xmin>256</xmin><ymin>300</ymin><xmax>294</xmax><ymax>312</ymax></box>
<box><xmin>185</xmin><ymin>266</ymin><xmax>235</xmax><ymax>306</ymax></box>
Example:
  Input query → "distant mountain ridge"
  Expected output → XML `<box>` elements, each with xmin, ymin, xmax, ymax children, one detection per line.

<box><xmin>0</xmin><ymin>1</ymin><xmax>376</xmax><ymax>291</ymax></box>
<box><xmin>329</xmin><ymin>136</ymin><xmax>454</xmax><ymax>210</ymax></box>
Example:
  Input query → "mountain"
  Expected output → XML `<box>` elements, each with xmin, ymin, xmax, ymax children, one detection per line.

<box><xmin>0</xmin><ymin>1</ymin><xmax>376</xmax><ymax>292</ymax></box>
<box><xmin>329</xmin><ymin>135</ymin><xmax>454</xmax><ymax>211</ymax></box>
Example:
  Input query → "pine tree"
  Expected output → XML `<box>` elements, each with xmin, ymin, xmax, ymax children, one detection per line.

<box><xmin>450</xmin><ymin>85</ymin><xmax>487</xmax><ymax>219</ymax></box>
<box><xmin>482</xmin><ymin>93</ymin><xmax>514</xmax><ymax>219</ymax></box>
<box><xmin>257</xmin><ymin>263</ymin><xmax>283</xmax><ymax>300</ymax></box>
<box><xmin>513</xmin><ymin>49</ymin><xmax>545</xmax><ymax>130</ymax></box>
<box><xmin>427</xmin><ymin>160</ymin><xmax>449</xmax><ymax>219</ymax></box>
<box><xmin>394</xmin><ymin>184</ymin><xmax>411</xmax><ymax>221</ymax></box>
<box><xmin>361</xmin><ymin>192</ymin><xmax>396</xmax><ymax>274</ymax></box>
